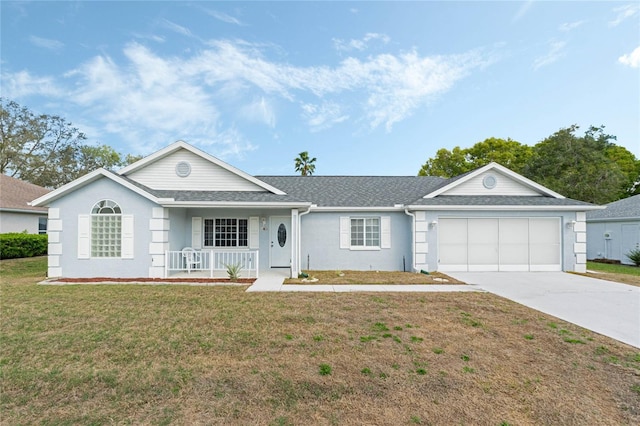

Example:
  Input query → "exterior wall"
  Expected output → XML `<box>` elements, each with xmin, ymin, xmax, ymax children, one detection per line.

<box><xmin>587</xmin><ymin>220</ymin><xmax>640</xmax><ymax>265</ymax></box>
<box><xmin>48</xmin><ymin>177</ymin><xmax>158</xmax><ymax>278</ymax></box>
<box><xmin>0</xmin><ymin>211</ymin><xmax>46</xmax><ymax>234</ymax></box>
<box><xmin>443</xmin><ymin>170</ymin><xmax>540</xmax><ymax>196</ymax></box>
<box><xmin>185</xmin><ymin>208</ymin><xmax>293</xmax><ymax>271</ymax></box>
<box><xmin>417</xmin><ymin>210</ymin><xmax>585</xmax><ymax>273</ymax></box>
<box><xmin>300</xmin><ymin>211</ymin><xmax>412</xmax><ymax>271</ymax></box>
<box><xmin>126</xmin><ymin>149</ymin><xmax>264</xmax><ymax>191</ymax></box>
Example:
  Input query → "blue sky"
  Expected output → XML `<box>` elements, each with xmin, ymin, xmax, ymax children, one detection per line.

<box><xmin>2</xmin><ymin>1</ymin><xmax>638</xmax><ymax>176</ymax></box>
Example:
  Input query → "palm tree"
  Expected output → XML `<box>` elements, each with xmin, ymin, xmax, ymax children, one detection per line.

<box><xmin>294</xmin><ymin>151</ymin><xmax>317</xmax><ymax>176</ymax></box>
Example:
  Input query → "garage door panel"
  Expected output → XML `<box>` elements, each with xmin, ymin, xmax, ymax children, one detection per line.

<box><xmin>499</xmin><ymin>218</ymin><xmax>529</xmax><ymax>270</ymax></box>
<box><xmin>438</xmin><ymin>219</ymin><xmax>468</xmax><ymax>271</ymax></box>
<box><xmin>468</xmin><ymin>219</ymin><xmax>498</xmax><ymax>270</ymax></box>
<box><xmin>438</xmin><ymin>217</ymin><xmax>561</xmax><ymax>272</ymax></box>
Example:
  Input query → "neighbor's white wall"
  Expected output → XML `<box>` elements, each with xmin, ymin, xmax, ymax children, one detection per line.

<box><xmin>0</xmin><ymin>211</ymin><xmax>45</xmax><ymax>234</ymax></box>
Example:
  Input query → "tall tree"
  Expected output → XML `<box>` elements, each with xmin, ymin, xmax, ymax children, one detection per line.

<box><xmin>294</xmin><ymin>151</ymin><xmax>317</xmax><ymax>176</ymax></box>
<box><xmin>418</xmin><ymin>138</ymin><xmax>532</xmax><ymax>178</ymax></box>
<box><xmin>0</xmin><ymin>98</ymin><xmax>137</xmax><ymax>188</ymax></box>
<box><xmin>523</xmin><ymin>125</ymin><xmax>629</xmax><ymax>204</ymax></box>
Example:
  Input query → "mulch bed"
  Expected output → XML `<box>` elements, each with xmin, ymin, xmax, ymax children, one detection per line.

<box><xmin>45</xmin><ymin>277</ymin><xmax>255</xmax><ymax>284</ymax></box>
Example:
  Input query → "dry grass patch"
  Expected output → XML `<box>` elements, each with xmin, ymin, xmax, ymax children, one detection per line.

<box><xmin>284</xmin><ymin>270</ymin><xmax>464</xmax><ymax>285</ymax></box>
<box><xmin>580</xmin><ymin>262</ymin><xmax>640</xmax><ymax>287</ymax></box>
<box><xmin>2</xmin><ymin>257</ymin><xmax>640</xmax><ymax>425</ymax></box>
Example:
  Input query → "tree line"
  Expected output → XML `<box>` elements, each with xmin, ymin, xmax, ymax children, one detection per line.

<box><xmin>2</xmin><ymin>98</ymin><xmax>637</xmax><ymax>203</ymax></box>
<box><xmin>418</xmin><ymin>126</ymin><xmax>639</xmax><ymax>204</ymax></box>
<box><xmin>0</xmin><ymin>98</ymin><xmax>140</xmax><ymax>188</ymax></box>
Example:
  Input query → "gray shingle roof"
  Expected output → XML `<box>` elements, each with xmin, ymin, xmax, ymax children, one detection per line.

<box><xmin>257</xmin><ymin>176</ymin><xmax>446</xmax><ymax>207</ymax></box>
<box><xmin>586</xmin><ymin>195</ymin><xmax>640</xmax><ymax>220</ymax></box>
<box><xmin>115</xmin><ymin>172</ymin><xmax>595</xmax><ymax>209</ymax></box>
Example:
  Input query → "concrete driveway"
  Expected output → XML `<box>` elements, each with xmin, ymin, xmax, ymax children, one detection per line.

<box><xmin>447</xmin><ymin>272</ymin><xmax>640</xmax><ymax>348</ymax></box>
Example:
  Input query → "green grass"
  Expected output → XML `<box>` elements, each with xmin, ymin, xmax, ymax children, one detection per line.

<box><xmin>587</xmin><ymin>261</ymin><xmax>640</xmax><ymax>276</ymax></box>
<box><xmin>2</xmin><ymin>257</ymin><xmax>640</xmax><ymax>425</ymax></box>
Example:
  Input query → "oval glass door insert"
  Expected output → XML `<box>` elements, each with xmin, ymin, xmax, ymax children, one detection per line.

<box><xmin>277</xmin><ymin>223</ymin><xmax>287</xmax><ymax>247</ymax></box>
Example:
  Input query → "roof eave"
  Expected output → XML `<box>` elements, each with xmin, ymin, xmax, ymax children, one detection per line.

<box><xmin>30</xmin><ymin>169</ymin><xmax>159</xmax><ymax>206</ymax></box>
<box><xmin>406</xmin><ymin>204</ymin><xmax>603</xmax><ymax>211</ymax></box>
<box><xmin>159</xmin><ymin>201</ymin><xmax>312</xmax><ymax>209</ymax></box>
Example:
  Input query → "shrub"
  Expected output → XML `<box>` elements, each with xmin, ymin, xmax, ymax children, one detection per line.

<box><xmin>625</xmin><ymin>249</ymin><xmax>640</xmax><ymax>267</ymax></box>
<box><xmin>224</xmin><ymin>262</ymin><xmax>243</xmax><ymax>281</ymax></box>
<box><xmin>0</xmin><ymin>233</ymin><xmax>48</xmax><ymax>259</ymax></box>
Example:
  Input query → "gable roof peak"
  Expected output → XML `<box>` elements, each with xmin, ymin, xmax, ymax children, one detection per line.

<box><xmin>424</xmin><ymin>161</ymin><xmax>566</xmax><ymax>199</ymax></box>
<box><xmin>117</xmin><ymin>140</ymin><xmax>286</xmax><ymax>195</ymax></box>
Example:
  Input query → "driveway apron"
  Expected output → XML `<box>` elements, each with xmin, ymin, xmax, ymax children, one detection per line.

<box><xmin>447</xmin><ymin>272</ymin><xmax>640</xmax><ymax>348</ymax></box>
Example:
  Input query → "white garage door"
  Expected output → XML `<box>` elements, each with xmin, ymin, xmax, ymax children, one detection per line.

<box><xmin>438</xmin><ymin>218</ymin><xmax>561</xmax><ymax>272</ymax></box>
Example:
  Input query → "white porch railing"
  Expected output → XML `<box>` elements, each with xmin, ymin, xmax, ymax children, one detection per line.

<box><xmin>164</xmin><ymin>249</ymin><xmax>259</xmax><ymax>279</ymax></box>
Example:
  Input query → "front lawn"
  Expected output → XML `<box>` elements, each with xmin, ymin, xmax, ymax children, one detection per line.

<box><xmin>585</xmin><ymin>261</ymin><xmax>640</xmax><ymax>287</ymax></box>
<box><xmin>1</xmin><ymin>257</ymin><xmax>639</xmax><ymax>424</ymax></box>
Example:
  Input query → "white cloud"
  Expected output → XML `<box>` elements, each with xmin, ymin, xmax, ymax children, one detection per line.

<box><xmin>29</xmin><ymin>35</ymin><xmax>64</xmax><ymax>51</ymax></box>
<box><xmin>559</xmin><ymin>21</ymin><xmax>585</xmax><ymax>32</ymax></box>
<box><xmin>0</xmin><ymin>70</ymin><xmax>62</xmax><ymax>98</ymax></box>
<box><xmin>512</xmin><ymin>0</ymin><xmax>534</xmax><ymax>23</ymax></box>
<box><xmin>159</xmin><ymin>18</ymin><xmax>194</xmax><ymax>37</ymax></box>
<box><xmin>619</xmin><ymin>46</ymin><xmax>640</xmax><ymax>68</ymax></box>
<box><xmin>301</xmin><ymin>102</ymin><xmax>349</xmax><ymax>132</ymax></box>
<box><xmin>241</xmin><ymin>97</ymin><xmax>276</xmax><ymax>127</ymax></box>
<box><xmin>204</xmin><ymin>9</ymin><xmax>244</xmax><ymax>26</ymax></box>
<box><xmin>610</xmin><ymin>4</ymin><xmax>639</xmax><ymax>26</ymax></box>
<box><xmin>533</xmin><ymin>40</ymin><xmax>566</xmax><ymax>70</ymax></box>
<box><xmin>1</xmin><ymin>38</ymin><xmax>489</xmax><ymax>155</ymax></box>
<box><xmin>333</xmin><ymin>33</ymin><xmax>390</xmax><ymax>52</ymax></box>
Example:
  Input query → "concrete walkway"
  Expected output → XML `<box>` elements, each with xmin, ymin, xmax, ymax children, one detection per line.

<box><xmin>448</xmin><ymin>272</ymin><xmax>640</xmax><ymax>348</ymax></box>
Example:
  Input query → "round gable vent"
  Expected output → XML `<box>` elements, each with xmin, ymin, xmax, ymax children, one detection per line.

<box><xmin>175</xmin><ymin>161</ymin><xmax>191</xmax><ymax>177</ymax></box>
<box><xmin>483</xmin><ymin>174</ymin><xmax>497</xmax><ymax>189</ymax></box>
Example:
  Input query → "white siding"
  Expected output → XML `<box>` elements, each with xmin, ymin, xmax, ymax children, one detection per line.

<box><xmin>444</xmin><ymin>170</ymin><xmax>541</xmax><ymax>196</ymax></box>
<box><xmin>126</xmin><ymin>149</ymin><xmax>265</xmax><ymax>191</ymax></box>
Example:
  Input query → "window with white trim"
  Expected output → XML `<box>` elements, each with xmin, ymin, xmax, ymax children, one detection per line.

<box><xmin>91</xmin><ymin>200</ymin><xmax>122</xmax><ymax>257</ymax></box>
<box><xmin>38</xmin><ymin>217</ymin><xmax>47</xmax><ymax>234</ymax></box>
<box><xmin>351</xmin><ymin>217</ymin><xmax>380</xmax><ymax>248</ymax></box>
<box><xmin>204</xmin><ymin>218</ymin><xmax>248</xmax><ymax>247</ymax></box>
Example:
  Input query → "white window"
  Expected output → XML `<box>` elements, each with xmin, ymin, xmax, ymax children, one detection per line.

<box><xmin>204</xmin><ymin>218</ymin><xmax>248</xmax><ymax>247</ymax></box>
<box><xmin>351</xmin><ymin>217</ymin><xmax>380</xmax><ymax>248</ymax></box>
<box><xmin>91</xmin><ymin>200</ymin><xmax>122</xmax><ymax>257</ymax></box>
<box><xmin>38</xmin><ymin>217</ymin><xmax>47</xmax><ymax>234</ymax></box>
<box><xmin>340</xmin><ymin>216</ymin><xmax>390</xmax><ymax>250</ymax></box>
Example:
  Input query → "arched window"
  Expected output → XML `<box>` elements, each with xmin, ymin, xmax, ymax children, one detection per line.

<box><xmin>91</xmin><ymin>200</ymin><xmax>122</xmax><ymax>257</ymax></box>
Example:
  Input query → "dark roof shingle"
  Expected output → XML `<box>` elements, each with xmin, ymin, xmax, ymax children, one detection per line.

<box><xmin>0</xmin><ymin>175</ymin><xmax>50</xmax><ymax>212</ymax></box>
<box><xmin>586</xmin><ymin>195</ymin><xmax>640</xmax><ymax>220</ymax></box>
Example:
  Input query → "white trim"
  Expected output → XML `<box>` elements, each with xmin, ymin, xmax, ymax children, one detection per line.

<box><xmin>407</xmin><ymin>204</ymin><xmax>603</xmax><ymax>211</ymax></box>
<box><xmin>0</xmin><ymin>208</ymin><xmax>47</xmax><ymax>214</ymax></box>
<box><xmin>117</xmin><ymin>140</ymin><xmax>286</xmax><ymax>195</ymax></box>
<box><xmin>121</xmin><ymin>215</ymin><xmax>134</xmax><ymax>259</ymax></box>
<box><xmin>159</xmin><ymin>201</ymin><xmax>312</xmax><ymax>209</ymax></box>
<box><xmin>191</xmin><ymin>217</ymin><xmax>202</xmax><ymax>249</ymax></box>
<box><xmin>309</xmin><ymin>206</ymin><xmax>404</xmax><ymax>212</ymax></box>
<box><xmin>31</xmin><ymin>168</ymin><xmax>159</xmax><ymax>206</ymax></box>
<box><xmin>77</xmin><ymin>214</ymin><xmax>90</xmax><ymax>259</ymax></box>
<box><xmin>249</xmin><ymin>216</ymin><xmax>259</xmax><ymax>249</ymax></box>
<box><xmin>380</xmin><ymin>216</ymin><xmax>391</xmax><ymax>249</ymax></box>
<box><xmin>424</xmin><ymin>162</ymin><xmax>566</xmax><ymax>199</ymax></box>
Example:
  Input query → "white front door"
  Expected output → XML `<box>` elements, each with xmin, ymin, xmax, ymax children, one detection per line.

<box><xmin>270</xmin><ymin>216</ymin><xmax>291</xmax><ymax>267</ymax></box>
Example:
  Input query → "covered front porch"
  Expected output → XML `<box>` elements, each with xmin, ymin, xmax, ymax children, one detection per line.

<box><xmin>149</xmin><ymin>205</ymin><xmax>303</xmax><ymax>279</ymax></box>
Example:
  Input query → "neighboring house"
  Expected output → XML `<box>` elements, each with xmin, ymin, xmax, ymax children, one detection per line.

<box><xmin>0</xmin><ymin>174</ymin><xmax>50</xmax><ymax>234</ymax></box>
<box><xmin>586</xmin><ymin>194</ymin><xmax>640</xmax><ymax>265</ymax></box>
<box><xmin>31</xmin><ymin>141</ymin><xmax>601</xmax><ymax>279</ymax></box>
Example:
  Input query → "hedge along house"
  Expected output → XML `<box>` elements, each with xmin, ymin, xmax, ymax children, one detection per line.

<box><xmin>31</xmin><ymin>141</ymin><xmax>601</xmax><ymax>280</ymax></box>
